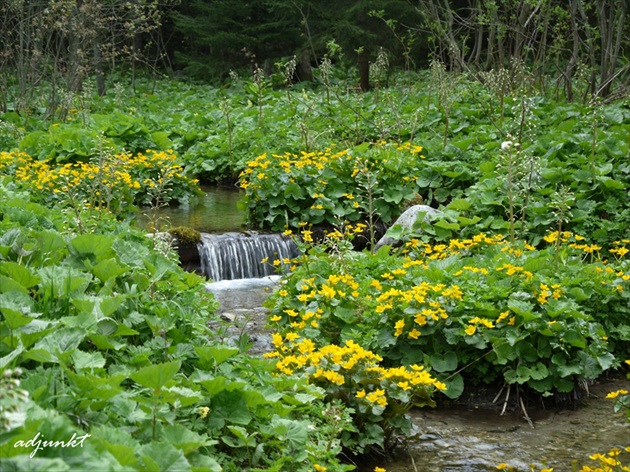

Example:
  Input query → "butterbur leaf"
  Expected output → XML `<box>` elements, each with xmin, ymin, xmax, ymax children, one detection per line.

<box><xmin>188</xmin><ymin>453</ymin><xmax>222</xmax><ymax>472</ymax></box>
<box><xmin>91</xmin><ymin>425</ymin><xmax>139</xmax><ymax>466</ymax></box>
<box><xmin>0</xmin><ymin>275</ymin><xmax>28</xmax><ymax>294</ymax></box>
<box><xmin>446</xmin><ymin>198</ymin><xmax>471</xmax><ymax>211</ymax></box>
<box><xmin>112</xmin><ymin>239</ymin><xmax>150</xmax><ymax>268</ymax></box>
<box><xmin>151</xmin><ymin>131</ymin><xmax>172</xmax><ymax>149</ymax></box>
<box><xmin>0</xmin><ymin>261</ymin><xmax>40</xmax><ymax>289</ymax></box>
<box><xmin>161</xmin><ymin>424</ymin><xmax>214</xmax><ymax>455</ymax></box>
<box><xmin>1</xmin><ymin>306</ymin><xmax>33</xmax><ymax>330</ymax></box>
<box><xmin>207</xmin><ymin>390</ymin><xmax>251</xmax><ymax>429</ymax></box>
<box><xmin>268</xmin><ymin>416</ymin><xmax>308</xmax><ymax>449</ymax></box>
<box><xmin>92</xmin><ymin>258</ymin><xmax>128</xmax><ymax>283</ymax></box>
<box><xmin>27</xmin><ymin>327</ymin><xmax>84</xmax><ymax>363</ymax></box>
<box><xmin>195</xmin><ymin>345</ymin><xmax>239</xmax><ymax>368</ymax></box>
<box><xmin>0</xmin><ymin>340</ymin><xmax>24</xmax><ymax>369</ymax></box>
<box><xmin>131</xmin><ymin>360</ymin><xmax>181</xmax><ymax>391</ymax></box>
<box><xmin>69</xmin><ymin>234</ymin><xmax>114</xmax><ymax>262</ymax></box>
<box><xmin>162</xmin><ymin>386</ymin><xmax>204</xmax><ymax>407</ymax></box>
<box><xmin>138</xmin><ymin>441</ymin><xmax>192</xmax><ymax>472</ymax></box>
<box><xmin>71</xmin><ymin>349</ymin><xmax>106</xmax><ymax>370</ymax></box>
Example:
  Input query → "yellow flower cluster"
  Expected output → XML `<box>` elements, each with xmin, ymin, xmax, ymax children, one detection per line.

<box><xmin>610</xmin><ymin>240</ymin><xmax>630</xmax><ymax>259</ymax></box>
<box><xmin>0</xmin><ymin>150</ymin><xmax>31</xmax><ymax>173</ymax></box>
<box><xmin>605</xmin><ymin>389</ymin><xmax>628</xmax><ymax>399</ymax></box>
<box><xmin>265</xmin><ymin>337</ymin><xmax>445</xmax><ymax>406</ymax></box>
<box><xmin>536</xmin><ymin>283</ymin><xmax>563</xmax><ymax>305</ymax></box>
<box><xmin>582</xmin><ymin>447</ymin><xmax>630</xmax><ymax>471</ymax></box>
<box><xmin>543</xmin><ymin>230</ymin><xmax>577</xmax><ymax>244</ymax></box>
<box><xmin>2</xmin><ymin>149</ymin><xmax>197</xmax><ymax>204</ymax></box>
<box><xmin>410</xmin><ymin>233</ymin><xmax>508</xmax><ymax>260</ymax></box>
<box><xmin>240</xmin><ymin>149</ymin><xmax>349</xmax><ymax>190</ymax></box>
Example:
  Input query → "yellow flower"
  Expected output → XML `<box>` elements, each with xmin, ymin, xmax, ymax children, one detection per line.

<box><xmin>270</xmin><ymin>315</ymin><xmax>282</xmax><ymax>322</ymax></box>
<box><xmin>272</xmin><ymin>333</ymin><xmax>283</xmax><ymax>347</ymax></box>
<box><xmin>374</xmin><ymin>468</ymin><xmax>387</xmax><ymax>472</ymax></box>
<box><xmin>198</xmin><ymin>406</ymin><xmax>210</xmax><ymax>418</ymax></box>
<box><xmin>465</xmin><ymin>325</ymin><xmax>476</xmax><ymax>335</ymax></box>
<box><xmin>313</xmin><ymin>465</ymin><xmax>327</xmax><ymax>472</ymax></box>
<box><xmin>394</xmin><ymin>319</ymin><xmax>405</xmax><ymax>337</ymax></box>
<box><xmin>606</xmin><ymin>389</ymin><xmax>628</xmax><ymax>399</ymax></box>
<box><xmin>356</xmin><ymin>389</ymin><xmax>366</xmax><ymax>399</ymax></box>
<box><xmin>408</xmin><ymin>329</ymin><xmax>421</xmax><ymax>339</ymax></box>
<box><xmin>285</xmin><ymin>332</ymin><xmax>299</xmax><ymax>341</ymax></box>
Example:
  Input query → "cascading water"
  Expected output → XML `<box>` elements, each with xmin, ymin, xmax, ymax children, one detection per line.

<box><xmin>198</xmin><ymin>232</ymin><xmax>299</xmax><ymax>281</ymax></box>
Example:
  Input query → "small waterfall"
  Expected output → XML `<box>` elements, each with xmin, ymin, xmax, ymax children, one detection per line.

<box><xmin>198</xmin><ymin>232</ymin><xmax>299</xmax><ymax>281</ymax></box>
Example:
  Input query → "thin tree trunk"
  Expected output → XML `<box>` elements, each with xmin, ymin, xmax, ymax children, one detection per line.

<box><xmin>359</xmin><ymin>49</ymin><xmax>370</xmax><ymax>91</ymax></box>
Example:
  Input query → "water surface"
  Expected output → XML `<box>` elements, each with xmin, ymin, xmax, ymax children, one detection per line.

<box><xmin>136</xmin><ymin>185</ymin><xmax>245</xmax><ymax>232</ymax></box>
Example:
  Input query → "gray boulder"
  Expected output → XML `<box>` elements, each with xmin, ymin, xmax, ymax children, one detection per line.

<box><xmin>374</xmin><ymin>205</ymin><xmax>442</xmax><ymax>251</ymax></box>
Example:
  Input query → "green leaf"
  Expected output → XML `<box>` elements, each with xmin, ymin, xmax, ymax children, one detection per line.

<box><xmin>563</xmin><ymin>330</ymin><xmax>586</xmax><ymax>348</ymax></box>
<box><xmin>284</xmin><ymin>182</ymin><xmax>304</xmax><ymax>199</ymax></box>
<box><xmin>131</xmin><ymin>360</ymin><xmax>181</xmax><ymax>391</ymax></box>
<box><xmin>430</xmin><ymin>351</ymin><xmax>458</xmax><ymax>372</ymax></box>
<box><xmin>446</xmin><ymin>198</ymin><xmax>471</xmax><ymax>211</ymax></box>
<box><xmin>0</xmin><ymin>262</ymin><xmax>40</xmax><ymax>289</ymax></box>
<box><xmin>90</xmin><ymin>425</ymin><xmax>140</xmax><ymax>466</ymax></box>
<box><xmin>0</xmin><ymin>275</ymin><xmax>28</xmax><ymax>294</ymax></box>
<box><xmin>507</xmin><ymin>300</ymin><xmax>535</xmax><ymax>321</ymax></box>
<box><xmin>69</xmin><ymin>234</ymin><xmax>114</xmax><ymax>262</ymax></box>
<box><xmin>333</xmin><ymin>306</ymin><xmax>357</xmax><ymax>323</ymax></box>
<box><xmin>161</xmin><ymin>424</ymin><xmax>213</xmax><ymax>455</ymax></box>
<box><xmin>529</xmin><ymin>362</ymin><xmax>549</xmax><ymax>380</ymax></box>
<box><xmin>0</xmin><ymin>340</ymin><xmax>24</xmax><ymax>369</ymax></box>
<box><xmin>92</xmin><ymin>258</ymin><xmax>128</xmax><ymax>283</ymax></box>
<box><xmin>138</xmin><ymin>441</ymin><xmax>192</xmax><ymax>472</ymax></box>
<box><xmin>556</xmin><ymin>362</ymin><xmax>581</xmax><ymax>378</ymax></box>
<box><xmin>163</xmin><ymin>386</ymin><xmax>204</xmax><ymax>407</ymax></box>
<box><xmin>268</xmin><ymin>416</ymin><xmax>308</xmax><ymax>449</ymax></box>
<box><xmin>151</xmin><ymin>131</ymin><xmax>172</xmax><ymax>149</ymax></box>
<box><xmin>207</xmin><ymin>390</ymin><xmax>252</xmax><ymax>429</ymax></box>
<box><xmin>596</xmin><ymin>352</ymin><xmax>615</xmax><ymax>371</ymax></box>
<box><xmin>195</xmin><ymin>345</ymin><xmax>239</xmax><ymax>368</ymax></box>
<box><xmin>71</xmin><ymin>350</ymin><xmax>106</xmax><ymax>370</ymax></box>
<box><xmin>434</xmin><ymin>219</ymin><xmax>460</xmax><ymax>230</ymax></box>
<box><xmin>440</xmin><ymin>373</ymin><xmax>464</xmax><ymax>399</ymax></box>
<box><xmin>515</xmin><ymin>341</ymin><xmax>538</xmax><ymax>362</ymax></box>
<box><xmin>29</xmin><ymin>327</ymin><xmax>85</xmax><ymax>362</ymax></box>
<box><xmin>1</xmin><ymin>306</ymin><xmax>33</xmax><ymax>330</ymax></box>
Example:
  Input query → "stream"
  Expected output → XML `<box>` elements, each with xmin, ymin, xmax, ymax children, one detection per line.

<box><xmin>374</xmin><ymin>376</ymin><xmax>629</xmax><ymax>471</ymax></box>
<box><xmin>138</xmin><ymin>186</ymin><xmax>630</xmax><ymax>471</ymax></box>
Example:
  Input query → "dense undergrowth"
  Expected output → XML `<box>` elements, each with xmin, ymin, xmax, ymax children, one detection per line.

<box><xmin>1</xmin><ymin>66</ymin><xmax>629</xmax><ymax>471</ymax></box>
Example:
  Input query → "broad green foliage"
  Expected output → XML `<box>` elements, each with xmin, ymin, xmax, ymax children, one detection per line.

<box><xmin>2</xmin><ymin>71</ymin><xmax>629</xmax><ymax>247</ymax></box>
<box><xmin>267</xmin><ymin>230</ymin><xmax>628</xmax><ymax>399</ymax></box>
<box><xmin>0</xmin><ymin>185</ymin><xmax>357</xmax><ymax>471</ymax></box>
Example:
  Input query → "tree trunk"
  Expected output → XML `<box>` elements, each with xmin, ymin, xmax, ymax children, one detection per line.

<box><xmin>359</xmin><ymin>48</ymin><xmax>370</xmax><ymax>91</ymax></box>
<box><xmin>296</xmin><ymin>49</ymin><xmax>313</xmax><ymax>82</ymax></box>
